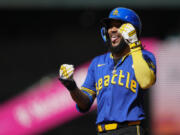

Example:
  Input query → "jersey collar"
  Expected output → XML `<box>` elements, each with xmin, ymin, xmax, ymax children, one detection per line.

<box><xmin>109</xmin><ymin>52</ymin><xmax>130</xmax><ymax>64</ymax></box>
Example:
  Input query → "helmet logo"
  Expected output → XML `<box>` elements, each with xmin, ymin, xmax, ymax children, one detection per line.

<box><xmin>113</xmin><ymin>9</ymin><xmax>118</xmax><ymax>15</ymax></box>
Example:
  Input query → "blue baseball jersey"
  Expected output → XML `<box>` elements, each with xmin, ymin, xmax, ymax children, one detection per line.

<box><xmin>77</xmin><ymin>49</ymin><xmax>156</xmax><ymax>124</ymax></box>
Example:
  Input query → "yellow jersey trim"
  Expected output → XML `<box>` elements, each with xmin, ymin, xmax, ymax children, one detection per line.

<box><xmin>81</xmin><ymin>87</ymin><xmax>96</xmax><ymax>95</ymax></box>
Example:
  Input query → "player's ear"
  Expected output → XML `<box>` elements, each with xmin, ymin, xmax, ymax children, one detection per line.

<box><xmin>100</xmin><ymin>27</ymin><xmax>107</xmax><ymax>42</ymax></box>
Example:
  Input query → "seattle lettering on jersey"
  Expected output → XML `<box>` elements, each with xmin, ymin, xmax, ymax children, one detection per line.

<box><xmin>96</xmin><ymin>69</ymin><xmax>137</xmax><ymax>95</ymax></box>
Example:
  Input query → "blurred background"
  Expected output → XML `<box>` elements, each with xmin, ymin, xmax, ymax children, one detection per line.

<box><xmin>0</xmin><ymin>0</ymin><xmax>180</xmax><ymax>135</ymax></box>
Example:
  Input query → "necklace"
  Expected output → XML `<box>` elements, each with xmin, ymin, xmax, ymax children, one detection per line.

<box><xmin>112</xmin><ymin>58</ymin><xmax>120</xmax><ymax>74</ymax></box>
<box><xmin>112</xmin><ymin>64</ymin><xmax>118</xmax><ymax>74</ymax></box>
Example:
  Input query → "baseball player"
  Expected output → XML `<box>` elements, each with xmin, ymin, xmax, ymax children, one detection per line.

<box><xmin>59</xmin><ymin>7</ymin><xmax>156</xmax><ymax>135</ymax></box>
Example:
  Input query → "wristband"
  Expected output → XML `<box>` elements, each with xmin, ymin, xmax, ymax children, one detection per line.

<box><xmin>129</xmin><ymin>41</ymin><xmax>141</xmax><ymax>49</ymax></box>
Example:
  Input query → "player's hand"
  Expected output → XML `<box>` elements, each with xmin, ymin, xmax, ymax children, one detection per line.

<box><xmin>119</xmin><ymin>23</ymin><xmax>138</xmax><ymax>44</ymax></box>
<box><xmin>59</xmin><ymin>64</ymin><xmax>77</xmax><ymax>91</ymax></box>
<box><xmin>59</xmin><ymin>64</ymin><xmax>74</xmax><ymax>80</ymax></box>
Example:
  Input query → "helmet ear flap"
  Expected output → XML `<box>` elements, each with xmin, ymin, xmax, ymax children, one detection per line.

<box><xmin>101</xmin><ymin>27</ymin><xmax>107</xmax><ymax>42</ymax></box>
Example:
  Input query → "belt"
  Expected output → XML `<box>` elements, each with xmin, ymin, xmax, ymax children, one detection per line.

<box><xmin>97</xmin><ymin>121</ymin><xmax>141</xmax><ymax>132</ymax></box>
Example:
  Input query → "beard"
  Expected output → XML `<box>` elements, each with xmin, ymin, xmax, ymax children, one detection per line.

<box><xmin>107</xmin><ymin>39</ymin><xmax>128</xmax><ymax>54</ymax></box>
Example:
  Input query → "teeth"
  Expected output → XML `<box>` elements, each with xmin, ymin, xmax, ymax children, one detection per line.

<box><xmin>112</xmin><ymin>35</ymin><xmax>117</xmax><ymax>38</ymax></box>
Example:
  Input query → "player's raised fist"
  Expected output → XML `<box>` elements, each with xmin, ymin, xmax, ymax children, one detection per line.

<box><xmin>59</xmin><ymin>64</ymin><xmax>74</xmax><ymax>80</ymax></box>
<box><xmin>119</xmin><ymin>23</ymin><xmax>138</xmax><ymax>44</ymax></box>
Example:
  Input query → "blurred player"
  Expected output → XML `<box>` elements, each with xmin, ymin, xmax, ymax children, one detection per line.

<box><xmin>59</xmin><ymin>7</ymin><xmax>156</xmax><ymax>135</ymax></box>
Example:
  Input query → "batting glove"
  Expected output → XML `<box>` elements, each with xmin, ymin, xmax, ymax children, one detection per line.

<box><xmin>119</xmin><ymin>23</ymin><xmax>141</xmax><ymax>49</ymax></box>
<box><xmin>59</xmin><ymin>64</ymin><xmax>77</xmax><ymax>91</ymax></box>
<box><xmin>59</xmin><ymin>64</ymin><xmax>74</xmax><ymax>80</ymax></box>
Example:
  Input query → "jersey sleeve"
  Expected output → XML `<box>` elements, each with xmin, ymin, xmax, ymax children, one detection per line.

<box><xmin>143</xmin><ymin>51</ymin><xmax>157</xmax><ymax>75</ymax></box>
<box><xmin>76</xmin><ymin>58</ymin><xmax>97</xmax><ymax>113</ymax></box>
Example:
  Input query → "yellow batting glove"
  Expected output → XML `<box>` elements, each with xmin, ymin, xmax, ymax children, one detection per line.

<box><xmin>59</xmin><ymin>64</ymin><xmax>74</xmax><ymax>80</ymax></box>
<box><xmin>119</xmin><ymin>23</ymin><xmax>139</xmax><ymax>45</ymax></box>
